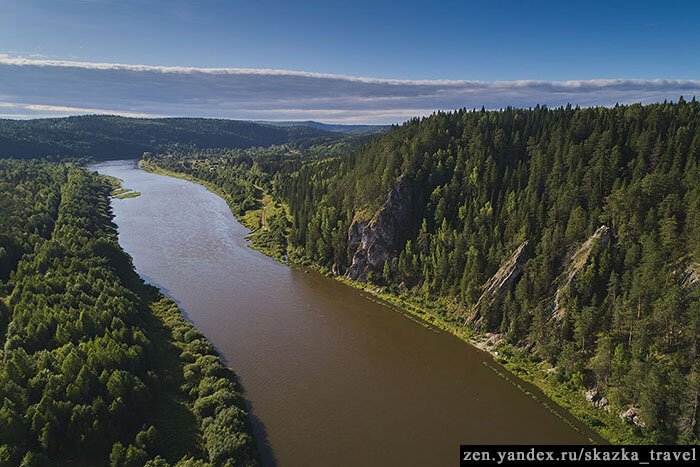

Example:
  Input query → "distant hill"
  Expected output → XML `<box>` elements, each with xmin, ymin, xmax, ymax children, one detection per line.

<box><xmin>0</xmin><ymin>115</ymin><xmax>335</xmax><ymax>160</ymax></box>
<box><xmin>255</xmin><ymin>120</ymin><xmax>391</xmax><ymax>135</ymax></box>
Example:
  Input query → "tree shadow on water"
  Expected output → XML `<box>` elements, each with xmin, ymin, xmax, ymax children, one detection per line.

<box><xmin>246</xmin><ymin>402</ymin><xmax>278</xmax><ymax>467</ymax></box>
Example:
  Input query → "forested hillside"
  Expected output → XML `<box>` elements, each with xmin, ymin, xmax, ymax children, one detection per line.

<box><xmin>0</xmin><ymin>160</ymin><xmax>258</xmax><ymax>465</ymax></box>
<box><xmin>142</xmin><ymin>100</ymin><xmax>700</xmax><ymax>445</ymax></box>
<box><xmin>142</xmin><ymin>135</ymin><xmax>377</xmax><ymax>259</ymax></box>
<box><xmin>282</xmin><ymin>100</ymin><xmax>700</xmax><ymax>444</ymax></box>
<box><xmin>255</xmin><ymin>121</ymin><xmax>390</xmax><ymax>135</ymax></box>
<box><xmin>0</xmin><ymin>115</ymin><xmax>333</xmax><ymax>160</ymax></box>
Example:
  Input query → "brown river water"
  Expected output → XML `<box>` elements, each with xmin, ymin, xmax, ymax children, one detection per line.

<box><xmin>91</xmin><ymin>160</ymin><xmax>603</xmax><ymax>466</ymax></box>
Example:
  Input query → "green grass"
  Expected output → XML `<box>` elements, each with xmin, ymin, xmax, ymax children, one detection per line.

<box><xmin>102</xmin><ymin>174</ymin><xmax>124</xmax><ymax>189</ymax></box>
<box><xmin>102</xmin><ymin>173</ymin><xmax>141</xmax><ymax>199</ymax></box>
<box><xmin>114</xmin><ymin>191</ymin><xmax>141</xmax><ymax>199</ymax></box>
<box><xmin>142</xmin><ymin>161</ymin><xmax>240</xmax><ymax>213</ymax></box>
<box><xmin>142</xmin><ymin>160</ymin><xmax>290</xmax><ymax>261</ymax></box>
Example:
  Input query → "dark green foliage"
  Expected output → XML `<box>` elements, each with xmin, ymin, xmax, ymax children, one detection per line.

<box><xmin>0</xmin><ymin>160</ymin><xmax>258</xmax><ymax>465</ymax></box>
<box><xmin>255</xmin><ymin>120</ymin><xmax>390</xmax><ymax>135</ymax></box>
<box><xmin>152</xmin><ymin>299</ymin><xmax>257</xmax><ymax>467</ymax></box>
<box><xmin>0</xmin><ymin>115</ymin><xmax>334</xmax><ymax>160</ymax></box>
<box><xmin>146</xmin><ymin>134</ymin><xmax>376</xmax><ymax>207</ymax></box>
<box><xmin>282</xmin><ymin>101</ymin><xmax>700</xmax><ymax>444</ymax></box>
<box><xmin>145</xmin><ymin>134</ymin><xmax>375</xmax><ymax>257</ymax></box>
<box><xmin>137</xmin><ymin>101</ymin><xmax>700</xmax><ymax>444</ymax></box>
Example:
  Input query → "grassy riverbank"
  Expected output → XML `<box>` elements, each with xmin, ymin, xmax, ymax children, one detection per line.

<box><xmin>141</xmin><ymin>160</ymin><xmax>287</xmax><ymax>260</ymax></box>
<box><xmin>328</xmin><ymin>275</ymin><xmax>642</xmax><ymax>444</ymax></box>
<box><xmin>104</xmin><ymin>172</ymin><xmax>141</xmax><ymax>198</ymax></box>
<box><xmin>141</xmin><ymin>159</ymin><xmax>655</xmax><ymax>446</ymax></box>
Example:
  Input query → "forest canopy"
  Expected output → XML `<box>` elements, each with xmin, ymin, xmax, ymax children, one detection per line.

<box><xmin>148</xmin><ymin>99</ymin><xmax>700</xmax><ymax>445</ymax></box>
<box><xmin>283</xmin><ymin>100</ymin><xmax>700</xmax><ymax>444</ymax></box>
<box><xmin>0</xmin><ymin>159</ymin><xmax>258</xmax><ymax>466</ymax></box>
<box><xmin>0</xmin><ymin>115</ymin><xmax>336</xmax><ymax>160</ymax></box>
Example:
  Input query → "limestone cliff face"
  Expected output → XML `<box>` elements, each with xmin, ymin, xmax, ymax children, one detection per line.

<box><xmin>469</xmin><ymin>241</ymin><xmax>532</xmax><ymax>328</ymax></box>
<box><xmin>681</xmin><ymin>261</ymin><xmax>700</xmax><ymax>289</ymax></box>
<box><xmin>346</xmin><ymin>176</ymin><xmax>412</xmax><ymax>281</ymax></box>
<box><xmin>552</xmin><ymin>225</ymin><xmax>611</xmax><ymax>322</ymax></box>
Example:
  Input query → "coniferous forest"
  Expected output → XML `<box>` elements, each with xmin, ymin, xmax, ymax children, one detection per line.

<box><xmin>2</xmin><ymin>100</ymin><xmax>699</xmax><ymax>459</ymax></box>
<box><xmin>3</xmin><ymin>0</ymin><xmax>700</xmax><ymax>460</ymax></box>
<box><xmin>286</xmin><ymin>101</ymin><xmax>700</xmax><ymax>444</ymax></box>
<box><xmin>0</xmin><ymin>116</ymin><xmax>335</xmax><ymax>160</ymax></box>
<box><xmin>0</xmin><ymin>160</ymin><xmax>258</xmax><ymax>466</ymax></box>
<box><xmin>148</xmin><ymin>100</ymin><xmax>700</xmax><ymax>445</ymax></box>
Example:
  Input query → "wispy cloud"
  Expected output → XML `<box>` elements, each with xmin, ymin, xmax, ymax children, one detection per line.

<box><xmin>0</xmin><ymin>101</ymin><xmax>160</xmax><ymax>118</ymax></box>
<box><xmin>1</xmin><ymin>55</ymin><xmax>698</xmax><ymax>124</ymax></box>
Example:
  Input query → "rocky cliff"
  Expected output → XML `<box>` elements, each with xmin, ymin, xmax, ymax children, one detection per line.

<box><xmin>681</xmin><ymin>261</ymin><xmax>700</xmax><ymax>289</ymax></box>
<box><xmin>552</xmin><ymin>225</ymin><xmax>611</xmax><ymax>322</ymax></box>
<box><xmin>346</xmin><ymin>175</ymin><xmax>412</xmax><ymax>281</ymax></box>
<box><xmin>468</xmin><ymin>241</ymin><xmax>532</xmax><ymax>328</ymax></box>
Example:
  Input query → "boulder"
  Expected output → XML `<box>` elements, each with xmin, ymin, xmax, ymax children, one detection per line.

<box><xmin>584</xmin><ymin>387</ymin><xmax>599</xmax><ymax>403</ymax></box>
<box><xmin>584</xmin><ymin>387</ymin><xmax>611</xmax><ymax>412</ymax></box>
<box><xmin>619</xmin><ymin>407</ymin><xmax>646</xmax><ymax>427</ymax></box>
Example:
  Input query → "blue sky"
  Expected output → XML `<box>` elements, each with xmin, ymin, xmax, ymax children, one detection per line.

<box><xmin>1</xmin><ymin>0</ymin><xmax>699</xmax><ymax>123</ymax></box>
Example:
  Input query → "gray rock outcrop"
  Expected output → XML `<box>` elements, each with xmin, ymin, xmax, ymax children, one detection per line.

<box><xmin>620</xmin><ymin>407</ymin><xmax>646</xmax><ymax>427</ymax></box>
<box><xmin>552</xmin><ymin>225</ymin><xmax>611</xmax><ymax>322</ymax></box>
<box><xmin>682</xmin><ymin>262</ymin><xmax>700</xmax><ymax>289</ymax></box>
<box><xmin>468</xmin><ymin>241</ymin><xmax>532</xmax><ymax>328</ymax></box>
<box><xmin>584</xmin><ymin>387</ymin><xmax>611</xmax><ymax>412</ymax></box>
<box><xmin>346</xmin><ymin>176</ymin><xmax>413</xmax><ymax>281</ymax></box>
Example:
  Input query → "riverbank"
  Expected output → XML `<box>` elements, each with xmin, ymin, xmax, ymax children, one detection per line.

<box><xmin>329</xmin><ymin>277</ymin><xmax>643</xmax><ymax>444</ymax></box>
<box><xmin>103</xmin><ymin>172</ymin><xmax>142</xmax><ymax>198</ymax></box>
<box><xmin>140</xmin><ymin>161</ymin><xmax>283</xmax><ymax>259</ymax></box>
<box><xmin>99</xmin><ymin>158</ymin><xmax>601</xmax><ymax>464</ymax></box>
<box><xmin>140</xmin><ymin>159</ymin><xmax>646</xmax><ymax>445</ymax></box>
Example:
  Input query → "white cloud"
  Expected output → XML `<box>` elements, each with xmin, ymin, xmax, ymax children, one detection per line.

<box><xmin>0</xmin><ymin>54</ymin><xmax>474</xmax><ymax>84</ymax></box>
<box><xmin>23</xmin><ymin>103</ymin><xmax>159</xmax><ymax>118</ymax></box>
<box><xmin>0</xmin><ymin>101</ymin><xmax>161</xmax><ymax>119</ymax></box>
<box><xmin>0</xmin><ymin>55</ymin><xmax>698</xmax><ymax>123</ymax></box>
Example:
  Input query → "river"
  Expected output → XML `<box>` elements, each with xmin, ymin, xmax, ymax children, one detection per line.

<box><xmin>91</xmin><ymin>160</ymin><xmax>601</xmax><ymax>466</ymax></box>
